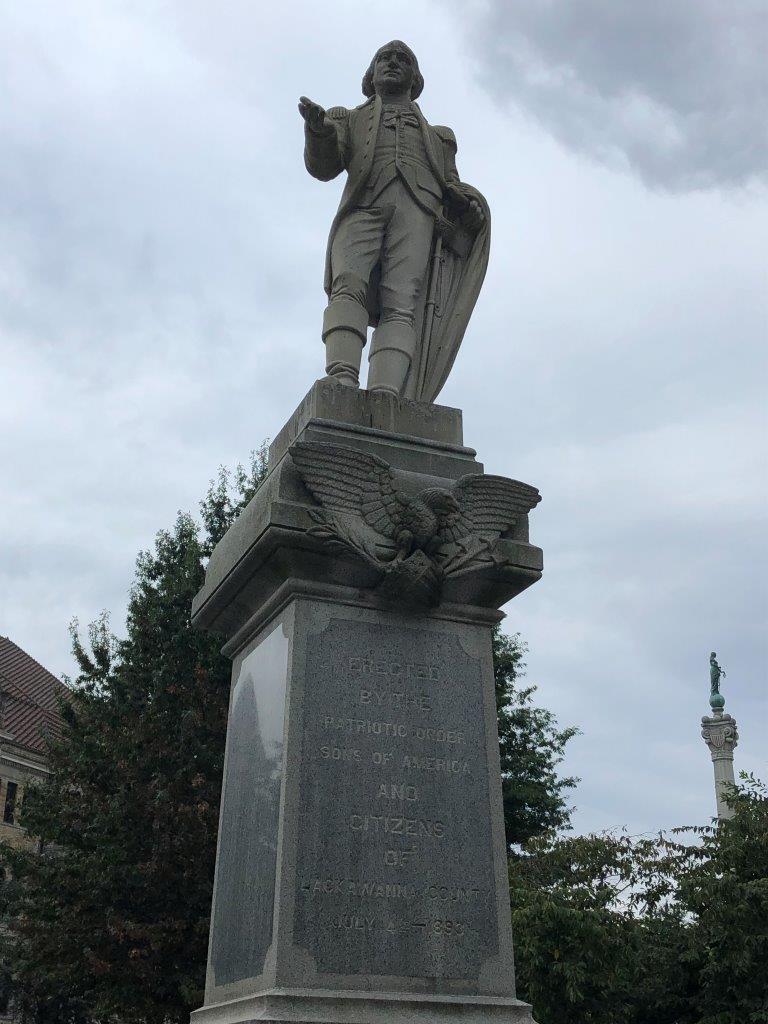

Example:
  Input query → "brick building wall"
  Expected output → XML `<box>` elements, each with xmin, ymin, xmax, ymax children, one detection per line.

<box><xmin>0</xmin><ymin>638</ymin><xmax>69</xmax><ymax>1019</ymax></box>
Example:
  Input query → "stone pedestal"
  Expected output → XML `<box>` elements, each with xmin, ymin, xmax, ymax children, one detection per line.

<box><xmin>701</xmin><ymin>708</ymin><xmax>738</xmax><ymax>820</ymax></box>
<box><xmin>191</xmin><ymin>382</ymin><xmax>542</xmax><ymax>1024</ymax></box>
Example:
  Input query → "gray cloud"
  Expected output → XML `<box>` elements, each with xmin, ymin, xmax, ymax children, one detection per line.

<box><xmin>459</xmin><ymin>0</ymin><xmax>768</xmax><ymax>191</ymax></box>
<box><xmin>0</xmin><ymin>1</ymin><xmax>765</xmax><ymax>838</ymax></box>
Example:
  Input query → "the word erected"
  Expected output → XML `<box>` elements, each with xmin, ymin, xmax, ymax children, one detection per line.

<box><xmin>349</xmin><ymin>656</ymin><xmax>440</xmax><ymax>682</ymax></box>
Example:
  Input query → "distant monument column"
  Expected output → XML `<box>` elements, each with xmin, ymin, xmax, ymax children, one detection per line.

<box><xmin>700</xmin><ymin>652</ymin><xmax>738</xmax><ymax>820</ymax></box>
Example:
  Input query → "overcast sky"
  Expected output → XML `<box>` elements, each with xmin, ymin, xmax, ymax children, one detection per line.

<box><xmin>2</xmin><ymin>0</ymin><xmax>766</xmax><ymax>837</ymax></box>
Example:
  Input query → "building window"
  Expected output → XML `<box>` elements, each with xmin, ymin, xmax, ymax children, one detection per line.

<box><xmin>3</xmin><ymin>782</ymin><xmax>18</xmax><ymax>825</ymax></box>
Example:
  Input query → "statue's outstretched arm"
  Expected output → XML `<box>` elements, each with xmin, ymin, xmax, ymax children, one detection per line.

<box><xmin>300</xmin><ymin>97</ymin><xmax>349</xmax><ymax>182</ymax></box>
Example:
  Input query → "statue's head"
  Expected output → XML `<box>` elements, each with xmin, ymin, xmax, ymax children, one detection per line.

<box><xmin>710</xmin><ymin>651</ymin><xmax>717</xmax><ymax>660</ymax></box>
<box><xmin>362</xmin><ymin>40</ymin><xmax>424</xmax><ymax>100</ymax></box>
<box><xmin>421</xmin><ymin>488</ymin><xmax>459</xmax><ymax>517</ymax></box>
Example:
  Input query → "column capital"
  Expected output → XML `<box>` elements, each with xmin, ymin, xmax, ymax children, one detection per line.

<box><xmin>701</xmin><ymin>711</ymin><xmax>739</xmax><ymax>761</ymax></box>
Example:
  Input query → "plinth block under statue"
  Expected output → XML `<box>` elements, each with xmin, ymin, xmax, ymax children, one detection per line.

<box><xmin>299</xmin><ymin>40</ymin><xmax>489</xmax><ymax>400</ymax></box>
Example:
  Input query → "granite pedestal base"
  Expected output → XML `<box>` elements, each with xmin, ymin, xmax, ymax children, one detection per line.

<box><xmin>192</xmin><ymin>987</ymin><xmax>535</xmax><ymax>1023</ymax></box>
<box><xmin>191</xmin><ymin>383</ymin><xmax>542</xmax><ymax>1024</ymax></box>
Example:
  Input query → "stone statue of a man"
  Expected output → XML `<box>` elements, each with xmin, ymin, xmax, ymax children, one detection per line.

<box><xmin>299</xmin><ymin>41</ymin><xmax>490</xmax><ymax>402</ymax></box>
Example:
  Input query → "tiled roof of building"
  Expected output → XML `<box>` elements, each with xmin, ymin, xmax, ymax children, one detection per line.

<box><xmin>0</xmin><ymin>637</ymin><xmax>70</xmax><ymax>755</ymax></box>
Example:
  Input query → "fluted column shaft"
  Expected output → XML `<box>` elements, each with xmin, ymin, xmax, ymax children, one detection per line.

<box><xmin>701</xmin><ymin>710</ymin><xmax>739</xmax><ymax>820</ymax></box>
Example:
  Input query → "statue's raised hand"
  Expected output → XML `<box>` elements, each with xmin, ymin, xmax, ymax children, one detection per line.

<box><xmin>298</xmin><ymin>96</ymin><xmax>327</xmax><ymax>133</ymax></box>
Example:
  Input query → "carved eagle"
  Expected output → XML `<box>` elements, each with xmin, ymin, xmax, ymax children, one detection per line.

<box><xmin>291</xmin><ymin>440</ymin><xmax>540</xmax><ymax>561</ymax></box>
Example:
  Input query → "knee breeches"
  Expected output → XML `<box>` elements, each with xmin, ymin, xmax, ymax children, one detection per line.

<box><xmin>329</xmin><ymin>180</ymin><xmax>436</xmax><ymax>329</ymax></box>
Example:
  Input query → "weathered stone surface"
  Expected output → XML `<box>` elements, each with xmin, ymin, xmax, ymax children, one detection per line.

<box><xmin>289</xmin><ymin>439</ymin><xmax>540</xmax><ymax>609</ymax></box>
<box><xmin>269</xmin><ymin>380</ymin><xmax>466</xmax><ymax>467</ymax></box>
<box><xmin>191</xmin><ymin>383</ymin><xmax>542</xmax><ymax>646</ymax></box>
<box><xmin>191</xmin><ymin>987</ymin><xmax>535</xmax><ymax>1023</ymax></box>
<box><xmin>195</xmin><ymin>600</ymin><xmax>534</xmax><ymax>1022</ymax></box>
<box><xmin>293</xmin><ymin>615</ymin><xmax>499</xmax><ymax>982</ymax></box>
<box><xmin>191</xmin><ymin>385</ymin><xmax>541</xmax><ymax>1024</ymax></box>
<box><xmin>208</xmin><ymin>622</ymin><xmax>290</xmax><ymax>989</ymax></box>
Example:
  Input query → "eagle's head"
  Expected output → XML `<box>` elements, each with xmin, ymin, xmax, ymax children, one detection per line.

<box><xmin>420</xmin><ymin>487</ymin><xmax>459</xmax><ymax>518</ymax></box>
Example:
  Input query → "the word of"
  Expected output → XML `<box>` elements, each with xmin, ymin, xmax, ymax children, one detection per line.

<box><xmin>384</xmin><ymin>846</ymin><xmax>417</xmax><ymax>866</ymax></box>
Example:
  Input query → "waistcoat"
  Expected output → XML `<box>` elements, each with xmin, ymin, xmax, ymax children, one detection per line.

<box><xmin>362</xmin><ymin>106</ymin><xmax>442</xmax><ymax>207</ymax></box>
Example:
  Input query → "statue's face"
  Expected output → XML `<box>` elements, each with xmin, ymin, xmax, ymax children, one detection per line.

<box><xmin>426</xmin><ymin>490</ymin><xmax>458</xmax><ymax>516</ymax></box>
<box><xmin>372</xmin><ymin>44</ymin><xmax>416</xmax><ymax>97</ymax></box>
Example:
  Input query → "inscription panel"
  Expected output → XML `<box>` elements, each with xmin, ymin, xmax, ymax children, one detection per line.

<box><xmin>293</xmin><ymin>618</ymin><xmax>497</xmax><ymax>981</ymax></box>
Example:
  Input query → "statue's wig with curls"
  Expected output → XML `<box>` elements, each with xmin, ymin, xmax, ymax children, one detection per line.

<box><xmin>362</xmin><ymin>40</ymin><xmax>424</xmax><ymax>100</ymax></box>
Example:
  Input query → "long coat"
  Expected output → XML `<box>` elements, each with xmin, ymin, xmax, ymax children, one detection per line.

<box><xmin>303</xmin><ymin>95</ymin><xmax>461</xmax><ymax>296</ymax></box>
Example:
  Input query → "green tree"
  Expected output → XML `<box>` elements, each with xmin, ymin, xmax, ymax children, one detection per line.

<box><xmin>0</xmin><ymin>451</ymin><xmax>267</xmax><ymax>1024</ymax></box>
<box><xmin>510</xmin><ymin>776</ymin><xmax>768</xmax><ymax>1024</ymax></box>
<box><xmin>677</xmin><ymin>774</ymin><xmax>768</xmax><ymax>1024</ymax></box>
<box><xmin>493</xmin><ymin>628</ymin><xmax>578</xmax><ymax>847</ymax></box>
<box><xmin>509</xmin><ymin>830</ymin><xmax>694</xmax><ymax>1024</ymax></box>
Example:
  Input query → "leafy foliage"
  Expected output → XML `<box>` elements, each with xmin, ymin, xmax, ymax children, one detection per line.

<box><xmin>677</xmin><ymin>774</ymin><xmax>768</xmax><ymax>1024</ymax></box>
<box><xmin>510</xmin><ymin>831</ymin><xmax>693</xmax><ymax>1023</ymax></box>
<box><xmin>493</xmin><ymin>628</ymin><xmax>578</xmax><ymax>847</ymax></box>
<box><xmin>0</xmin><ymin>451</ymin><xmax>267</xmax><ymax>1024</ymax></box>
<box><xmin>510</xmin><ymin>775</ymin><xmax>768</xmax><ymax>1024</ymax></box>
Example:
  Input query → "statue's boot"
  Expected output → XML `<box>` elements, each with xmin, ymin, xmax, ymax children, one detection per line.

<box><xmin>322</xmin><ymin>299</ymin><xmax>367</xmax><ymax>388</ymax></box>
<box><xmin>367</xmin><ymin>321</ymin><xmax>416</xmax><ymax>397</ymax></box>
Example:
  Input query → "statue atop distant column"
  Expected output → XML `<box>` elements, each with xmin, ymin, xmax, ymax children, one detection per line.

<box><xmin>709</xmin><ymin>651</ymin><xmax>725</xmax><ymax>701</ymax></box>
<box><xmin>299</xmin><ymin>40</ymin><xmax>490</xmax><ymax>400</ymax></box>
<box><xmin>701</xmin><ymin>650</ymin><xmax>738</xmax><ymax>819</ymax></box>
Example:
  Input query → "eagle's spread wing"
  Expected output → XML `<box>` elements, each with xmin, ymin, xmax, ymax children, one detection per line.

<box><xmin>290</xmin><ymin>441</ymin><xmax>409</xmax><ymax>540</ymax></box>
<box><xmin>439</xmin><ymin>474</ymin><xmax>541</xmax><ymax>543</ymax></box>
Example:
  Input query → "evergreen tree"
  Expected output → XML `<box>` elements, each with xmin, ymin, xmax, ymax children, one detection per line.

<box><xmin>0</xmin><ymin>452</ymin><xmax>267</xmax><ymax>1024</ymax></box>
<box><xmin>493</xmin><ymin>628</ymin><xmax>578</xmax><ymax>847</ymax></box>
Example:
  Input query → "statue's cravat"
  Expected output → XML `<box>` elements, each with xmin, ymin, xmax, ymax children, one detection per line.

<box><xmin>380</xmin><ymin>106</ymin><xmax>421</xmax><ymax>131</ymax></box>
